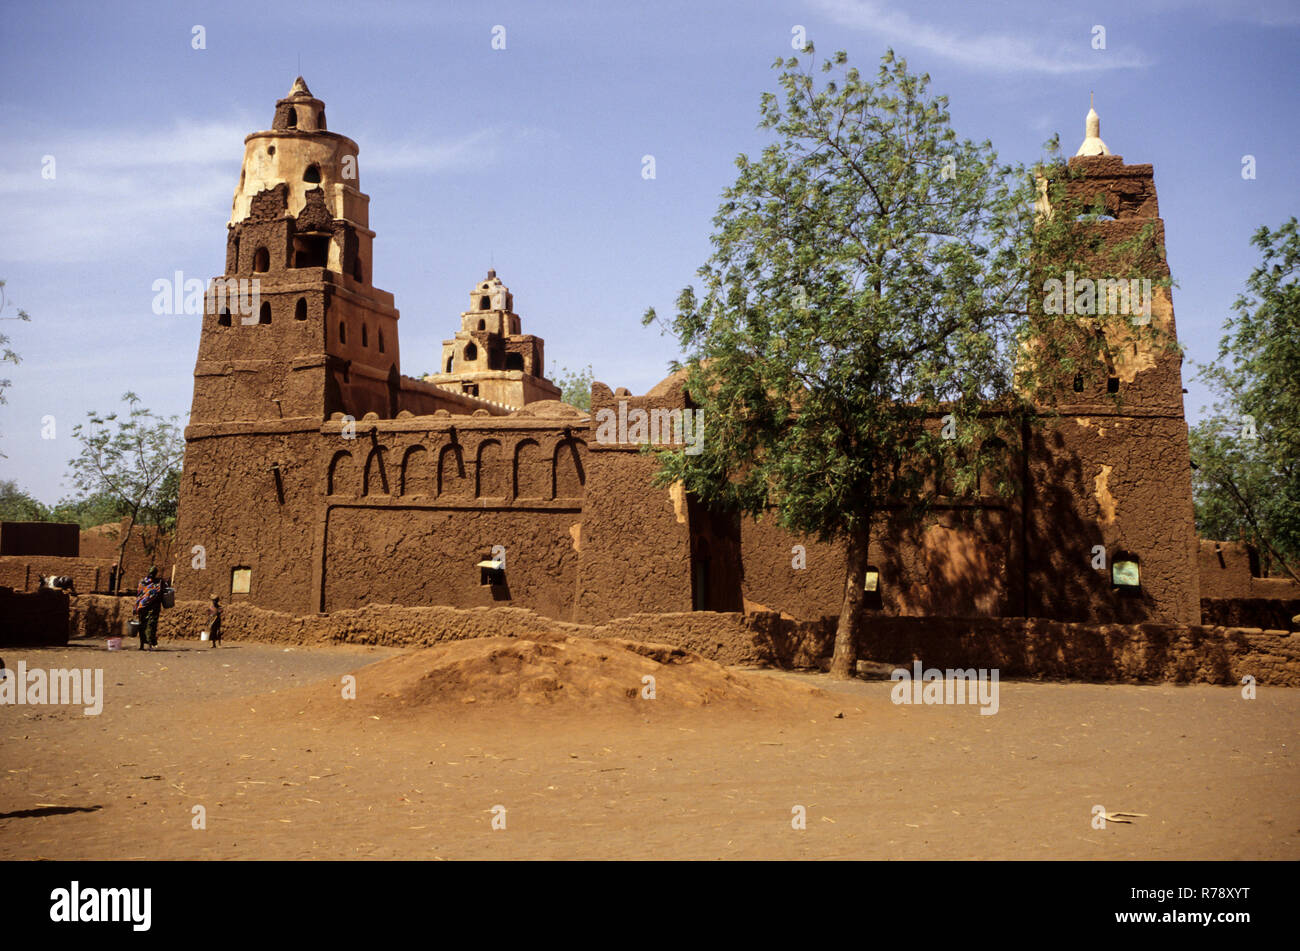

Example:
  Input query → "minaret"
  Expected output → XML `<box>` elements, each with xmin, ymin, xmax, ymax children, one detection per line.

<box><xmin>427</xmin><ymin>270</ymin><xmax>561</xmax><ymax>407</ymax></box>
<box><xmin>195</xmin><ymin>77</ymin><xmax>402</xmax><ymax>423</ymax></box>
<box><xmin>1024</xmin><ymin>103</ymin><xmax>1201</xmax><ymax>626</ymax></box>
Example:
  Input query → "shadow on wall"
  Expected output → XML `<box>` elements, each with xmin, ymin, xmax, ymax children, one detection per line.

<box><xmin>1024</xmin><ymin>425</ymin><xmax>1156</xmax><ymax>624</ymax></box>
<box><xmin>873</xmin><ymin>507</ymin><xmax>1011</xmax><ymax>618</ymax></box>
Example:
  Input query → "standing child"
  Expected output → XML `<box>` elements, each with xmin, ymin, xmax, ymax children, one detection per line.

<box><xmin>207</xmin><ymin>594</ymin><xmax>223</xmax><ymax>648</ymax></box>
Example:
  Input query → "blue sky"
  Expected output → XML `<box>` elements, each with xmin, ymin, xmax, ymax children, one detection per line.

<box><xmin>1</xmin><ymin>0</ymin><xmax>1297</xmax><ymax>502</ymax></box>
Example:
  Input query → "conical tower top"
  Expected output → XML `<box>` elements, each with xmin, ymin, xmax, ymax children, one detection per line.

<box><xmin>272</xmin><ymin>77</ymin><xmax>327</xmax><ymax>132</ymax></box>
<box><xmin>1075</xmin><ymin>94</ymin><xmax>1111</xmax><ymax>157</ymax></box>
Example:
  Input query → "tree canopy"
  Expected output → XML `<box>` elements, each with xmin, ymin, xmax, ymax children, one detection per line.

<box><xmin>644</xmin><ymin>46</ymin><xmax>1164</xmax><ymax>676</ymax></box>
<box><xmin>67</xmin><ymin>392</ymin><xmax>185</xmax><ymax>590</ymax></box>
<box><xmin>1190</xmin><ymin>218</ymin><xmax>1300</xmax><ymax>582</ymax></box>
<box><xmin>551</xmin><ymin>363</ymin><xmax>595</xmax><ymax>411</ymax></box>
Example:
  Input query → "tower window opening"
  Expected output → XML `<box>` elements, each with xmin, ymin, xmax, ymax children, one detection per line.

<box><xmin>287</xmin><ymin>107</ymin><xmax>297</xmax><ymax>128</ymax></box>
<box><xmin>478</xmin><ymin>319</ymin><xmax>486</xmax><ymax>330</ymax></box>
<box><xmin>259</xmin><ymin>302</ymin><xmax>271</xmax><ymax>325</ymax></box>
<box><xmin>293</xmin><ymin>235</ymin><xmax>329</xmax><ymax>269</ymax></box>
<box><xmin>479</xmin><ymin>296</ymin><xmax>490</xmax><ymax>310</ymax></box>
<box><xmin>253</xmin><ymin>247</ymin><xmax>270</xmax><ymax>272</ymax></box>
<box><xmin>361</xmin><ymin>324</ymin><xmax>368</xmax><ymax>348</ymax></box>
<box><xmin>378</xmin><ymin>330</ymin><xmax>385</xmax><ymax>353</ymax></box>
<box><xmin>339</xmin><ymin>321</ymin><xmax>347</xmax><ymax>344</ymax></box>
<box><xmin>218</xmin><ymin>308</ymin><xmax>232</xmax><ymax>327</ymax></box>
<box><xmin>294</xmin><ymin>298</ymin><xmax>307</xmax><ymax>321</ymax></box>
<box><xmin>464</xmin><ymin>342</ymin><xmax>478</xmax><ymax>362</ymax></box>
<box><xmin>445</xmin><ymin>355</ymin><xmax>454</xmax><ymax>373</ymax></box>
<box><xmin>317</xmin><ymin>109</ymin><xmax>326</xmax><ymax>130</ymax></box>
<box><xmin>352</xmin><ymin>258</ymin><xmax>363</xmax><ymax>282</ymax></box>
<box><xmin>303</xmin><ymin>164</ymin><xmax>321</xmax><ymax>184</ymax></box>
<box><xmin>1107</xmin><ymin>376</ymin><xmax>1120</xmax><ymax>394</ymax></box>
<box><xmin>505</xmin><ymin>352</ymin><xmax>524</xmax><ymax>372</ymax></box>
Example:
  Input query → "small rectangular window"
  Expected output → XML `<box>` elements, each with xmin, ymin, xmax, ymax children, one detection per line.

<box><xmin>477</xmin><ymin>558</ymin><xmax>505</xmax><ymax>586</ymax></box>
<box><xmin>231</xmin><ymin>567</ymin><xmax>252</xmax><ymax>594</ymax></box>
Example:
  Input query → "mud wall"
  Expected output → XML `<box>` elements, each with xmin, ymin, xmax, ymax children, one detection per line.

<box><xmin>1024</xmin><ymin>415</ymin><xmax>1200</xmax><ymax>624</ymax></box>
<box><xmin>174</xmin><ymin>425</ymin><xmax>322</xmax><ymax>614</ymax></box>
<box><xmin>573</xmin><ymin>450</ymin><xmax>694</xmax><ymax>622</ymax></box>
<box><xmin>0</xmin><ymin>521</ymin><xmax>79</xmax><ymax>557</ymax></box>
<box><xmin>1201</xmin><ymin>598</ymin><xmax>1300</xmax><ymax>631</ymax></box>
<box><xmin>1198</xmin><ymin>539</ymin><xmax>1300</xmax><ymax>600</ymax></box>
<box><xmin>0</xmin><ymin>587</ymin><xmax>70</xmax><ymax>647</ymax></box>
<box><xmin>68</xmin><ymin>594</ymin><xmax>134</xmax><ymax>641</ymax></box>
<box><xmin>79</xmin><ymin>520</ymin><xmax>177</xmax><ymax>591</ymax></box>
<box><xmin>62</xmin><ymin>596</ymin><xmax>1300</xmax><ymax>686</ymax></box>
<box><xmin>323</xmin><ymin>505</ymin><xmax>580</xmax><ymax>618</ymax></box>
<box><xmin>0</xmin><ymin>556</ymin><xmax>113</xmax><ymax>594</ymax></box>
<box><xmin>857</xmin><ymin>615</ymin><xmax>1298</xmax><ymax>686</ymax></box>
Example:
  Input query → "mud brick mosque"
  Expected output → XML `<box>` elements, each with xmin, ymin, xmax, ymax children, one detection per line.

<box><xmin>173</xmin><ymin>78</ymin><xmax>1211</xmax><ymax>627</ymax></box>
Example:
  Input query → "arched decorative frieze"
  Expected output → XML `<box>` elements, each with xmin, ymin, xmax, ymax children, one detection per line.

<box><xmin>553</xmin><ymin>437</ymin><xmax>587</xmax><ymax>499</ymax></box>
<box><xmin>400</xmin><ymin>444</ymin><xmax>431</xmax><ymax>497</ymax></box>
<box><xmin>513</xmin><ymin>439</ymin><xmax>548</xmax><ymax>500</ymax></box>
<box><xmin>363</xmin><ymin>446</ymin><xmax>390</xmax><ymax>496</ymax></box>
<box><xmin>328</xmin><ymin>450</ymin><xmax>356</xmax><ymax>497</ymax></box>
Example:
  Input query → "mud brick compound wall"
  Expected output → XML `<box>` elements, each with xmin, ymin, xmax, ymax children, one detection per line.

<box><xmin>59</xmin><ymin>595</ymin><xmax>1300</xmax><ymax>686</ymax></box>
<box><xmin>0</xmin><ymin>587</ymin><xmax>70</xmax><ymax>647</ymax></box>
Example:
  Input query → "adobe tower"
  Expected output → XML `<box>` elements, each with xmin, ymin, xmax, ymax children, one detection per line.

<box><xmin>1022</xmin><ymin>102</ymin><xmax>1201</xmax><ymax>623</ymax></box>
<box><xmin>195</xmin><ymin>76</ymin><xmax>401</xmax><ymax>424</ymax></box>
<box><xmin>427</xmin><ymin>269</ymin><xmax>561</xmax><ymax>407</ymax></box>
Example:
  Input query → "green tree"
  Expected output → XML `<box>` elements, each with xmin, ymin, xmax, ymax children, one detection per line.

<box><xmin>0</xmin><ymin>480</ymin><xmax>50</xmax><ymax>521</ymax></box>
<box><xmin>67</xmin><ymin>392</ymin><xmax>184</xmax><ymax>592</ymax></box>
<box><xmin>1190</xmin><ymin>218</ymin><xmax>1300</xmax><ymax>582</ymax></box>
<box><xmin>46</xmin><ymin>490</ymin><xmax>129</xmax><ymax>531</ymax></box>
<box><xmin>551</xmin><ymin>363</ymin><xmax>594</xmax><ymax>411</ymax></box>
<box><xmin>644</xmin><ymin>47</ymin><xmax>1162</xmax><ymax>678</ymax></box>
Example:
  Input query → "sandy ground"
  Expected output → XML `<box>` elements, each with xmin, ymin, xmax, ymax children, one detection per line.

<box><xmin>1</xmin><ymin>635</ymin><xmax>1297</xmax><ymax>860</ymax></box>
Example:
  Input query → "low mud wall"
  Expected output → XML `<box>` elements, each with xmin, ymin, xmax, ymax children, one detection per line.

<box><xmin>0</xmin><ymin>587</ymin><xmax>70</xmax><ymax>647</ymax></box>
<box><xmin>1200</xmin><ymin>598</ymin><xmax>1300</xmax><ymax>632</ymax></box>
<box><xmin>856</xmin><ymin>616</ymin><xmax>1299</xmax><ymax>686</ymax></box>
<box><xmin>63</xmin><ymin>596</ymin><xmax>1300</xmax><ymax>685</ymax></box>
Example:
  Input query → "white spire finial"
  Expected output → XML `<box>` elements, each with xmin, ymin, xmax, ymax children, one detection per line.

<box><xmin>1076</xmin><ymin>95</ymin><xmax>1111</xmax><ymax>157</ymax></box>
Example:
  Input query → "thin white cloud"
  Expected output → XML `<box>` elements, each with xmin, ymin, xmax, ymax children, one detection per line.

<box><xmin>362</xmin><ymin>126</ymin><xmax>554</xmax><ymax>172</ymax></box>
<box><xmin>811</xmin><ymin>0</ymin><xmax>1152</xmax><ymax>74</ymax></box>
<box><xmin>0</xmin><ymin>118</ymin><xmax>537</xmax><ymax>264</ymax></box>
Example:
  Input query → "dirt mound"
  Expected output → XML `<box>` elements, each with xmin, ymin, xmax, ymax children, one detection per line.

<box><xmin>267</xmin><ymin>633</ymin><xmax>826</xmax><ymax>718</ymax></box>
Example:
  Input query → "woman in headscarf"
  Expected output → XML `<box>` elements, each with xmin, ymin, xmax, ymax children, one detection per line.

<box><xmin>133</xmin><ymin>567</ymin><xmax>164</xmax><ymax>651</ymax></box>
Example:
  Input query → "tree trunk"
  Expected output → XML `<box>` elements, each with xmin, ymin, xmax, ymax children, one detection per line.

<box><xmin>113</xmin><ymin>514</ymin><xmax>137</xmax><ymax>597</ymax></box>
<box><xmin>829</xmin><ymin>524</ymin><xmax>870</xmax><ymax>680</ymax></box>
